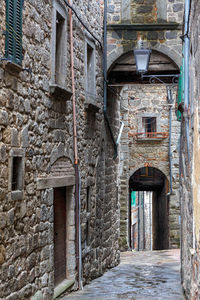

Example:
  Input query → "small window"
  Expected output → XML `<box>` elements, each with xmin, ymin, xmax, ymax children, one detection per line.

<box><xmin>51</xmin><ymin>1</ymin><xmax>67</xmax><ymax>86</ymax></box>
<box><xmin>85</xmin><ymin>39</ymin><xmax>96</xmax><ymax>99</ymax></box>
<box><xmin>12</xmin><ymin>156</ymin><xmax>23</xmax><ymax>191</ymax></box>
<box><xmin>5</xmin><ymin>0</ymin><xmax>23</xmax><ymax>65</ymax></box>
<box><xmin>55</xmin><ymin>11</ymin><xmax>65</xmax><ymax>85</ymax></box>
<box><xmin>86</xmin><ymin>186</ymin><xmax>91</xmax><ymax>213</ymax></box>
<box><xmin>142</xmin><ymin>117</ymin><xmax>156</xmax><ymax>137</ymax></box>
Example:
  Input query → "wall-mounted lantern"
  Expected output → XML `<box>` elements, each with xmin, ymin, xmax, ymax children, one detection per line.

<box><xmin>133</xmin><ymin>40</ymin><xmax>152</xmax><ymax>74</ymax></box>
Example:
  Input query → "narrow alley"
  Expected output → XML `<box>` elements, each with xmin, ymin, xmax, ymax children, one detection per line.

<box><xmin>1</xmin><ymin>0</ymin><xmax>200</xmax><ymax>299</ymax></box>
<box><xmin>61</xmin><ymin>250</ymin><xmax>184</xmax><ymax>300</ymax></box>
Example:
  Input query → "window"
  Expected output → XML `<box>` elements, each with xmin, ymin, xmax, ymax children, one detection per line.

<box><xmin>5</xmin><ymin>0</ymin><xmax>23</xmax><ymax>65</ymax></box>
<box><xmin>12</xmin><ymin>156</ymin><xmax>23</xmax><ymax>191</ymax></box>
<box><xmin>51</xmin><ymin>0</ymin><xmax>67</xmax><ymax>87</ymax></box>
<box><xmin>9</xmin><ymin>148</ymin><xmax>25</xmax><ymax>200</ymax></box>
<box><xmin>55</xmin><ymin>11</ymin><xmax>65</xmax><ymax>85</ymax></box>
<box><xmin>85</xmin><ymin>38</ymin><xmax>96</xmax><ymax>100</ymax></box>
<box><xmin>142</xmin><ymin>117</ymin><xmax>156</xmax><ymax>137</ymax></box>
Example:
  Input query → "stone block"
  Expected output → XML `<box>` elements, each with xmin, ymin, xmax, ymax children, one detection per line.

<box><xmin>147</xmin><ymin>31</ymin><xmax>158</xmax><ymax>40</ymax></box>
<box><xmin>21</xmin><ymin>125</ymin><xmax>29</xmax><ymax>147</ymax></box>
<box><xmin>123</xmin><ymin>30</ymin><xmax>137</xmax><ymax>40</ymax></box>
<box><xmin>0</xmin><ymin>213</ymin><xmax>7</xmax><ymax>229</ymax></box>
<box><xmin>173</xmin><ymin>3</ymin><xmax>183</xmax><ymax>12</ymax></box>
<box><xmin>137</xmin><ymin>5</ymin><xmax>153</xmax><ymax>13</ymax></box>
<box><xmin>166</xmin><ymin>31</ymin><xmax>177</xmax><ymax>39</ymax></box>
<box><xmin>112</xmin><ymin>31</ymin><xmax>122</xmax><ymax>39</ymax></box>
<box><xmin>11</xmin><ymin>128</ymin><xmax>19</xmax><ymax>147</ymax></box>
<box><xmin>0</xmin><ymin>110</ymin><xmax>8</xmax><ymax>125</ymax></box>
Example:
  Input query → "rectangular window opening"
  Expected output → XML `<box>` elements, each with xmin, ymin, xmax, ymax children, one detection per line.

<box><xmin>86</xmin><ymin>42</ymin><xmax>95</xmax><ymax>98</ymax></box>
<box><xmin>55</xmin><ymin>11</ymin><xmax>65</xmax><ymax>85</ymax></box>
<box><xmin>86</xmin><ymin>186</ymin><xmax>90</xmax><ymax>213</ymax></box>
<box><xmin>12</xmin><ymin>156</ymin><xmax>22</xmax><ymax>191</ymax></box>
<box><xmin>142</xmin><ymin>117</ymin><xmax>156</xmax><ymax>137</ymax></box>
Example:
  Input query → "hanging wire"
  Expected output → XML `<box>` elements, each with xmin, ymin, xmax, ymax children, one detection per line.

<box><xmin>63</xmin><ymin>0</ymin><xmax>103</xmax><ymax>50</ymax></box>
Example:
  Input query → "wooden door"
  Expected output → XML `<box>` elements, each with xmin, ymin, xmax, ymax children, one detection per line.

<box><xmin>54</xmin><ymin>187</ymin><xmax>66</xmax><ymax>286</ymax></box>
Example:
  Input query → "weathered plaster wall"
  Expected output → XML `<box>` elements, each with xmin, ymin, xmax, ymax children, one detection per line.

<box><xmin>0</xmin><ymin>1</ymin><xmax>120</xmax><ymax>299</ymax></box>
<box><xmin>119</xmin><ymin>84</ymin><xmax>180</xmax><ymax>250</ymax></box>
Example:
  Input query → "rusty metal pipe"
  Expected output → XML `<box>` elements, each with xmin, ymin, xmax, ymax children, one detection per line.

<box><xmin>69</xmin><ymin>0</ymin><xmax>82</xmax><ymax>289</ymax></box>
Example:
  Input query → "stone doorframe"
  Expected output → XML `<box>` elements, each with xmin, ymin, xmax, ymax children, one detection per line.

<box><xmin>36</xmin><ymin>174</ymin><xmax>76</xmax><ymax>299</ymax></box>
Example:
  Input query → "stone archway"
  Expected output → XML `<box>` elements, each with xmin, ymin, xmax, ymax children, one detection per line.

<box><xmin>107</xmin><ymin>44</ymin><xmax>182</xmax><ymax>74</ymax></box>
<box><xmin>112</xmin><ymin>49</ymin><xmax>181</xmax><ymax>251</ymax></box>
<box><xmin>129</xmin><ymin>167</ymin><xmax>169</xmax><ymax>251</ymax></box>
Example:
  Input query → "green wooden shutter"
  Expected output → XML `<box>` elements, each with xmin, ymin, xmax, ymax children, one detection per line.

<box><xmin>5</xmin><ymin>0</ymin><xmax>23</xmax><ymax>65</ymax></box>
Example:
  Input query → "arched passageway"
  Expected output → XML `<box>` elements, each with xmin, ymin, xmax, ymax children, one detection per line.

<box><xmin>108</xmin><ymin>48</ymin><xmax>181</xmax><ymax>250</ymax></box>
<box><xmin>129</xmin><ymin>167</ymin><xmax>169</xmax><ymax>251</ymax></box>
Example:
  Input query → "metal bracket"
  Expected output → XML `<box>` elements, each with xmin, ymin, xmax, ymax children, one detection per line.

<box><xmin>141</xmin><ymin>74</ymin><xmax>180</xmax><ymax>84</ymax></box>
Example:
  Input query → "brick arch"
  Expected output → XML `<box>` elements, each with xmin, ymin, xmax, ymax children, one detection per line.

<box><xmin>50</xmin><ymin>157</ymin><xmax>75</xmax><ymax>177</ymax></box>
<box><xmin>107</xmin><ymin>43</ymin><xmax>181</xmax><ymax>73</ymax></box>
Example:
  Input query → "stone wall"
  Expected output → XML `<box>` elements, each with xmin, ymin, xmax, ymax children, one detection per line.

<box><xmin>0</xmin><ymin>1</ymin><xmax>120</xmax><ymax>299</ymax></box>
<box><xmin>107</xmin><ymin>0</ymin><xmax>183</xmax><ymax>71</ymax></box>
<box><xmin>119</xmin><ymin>84</ymin><xmax>181</xmax><ymax>250</ymax></box>
<box><xmin>180</xmin><ymin>0</ymin><xmax>200</xmax><ymax>298</ymax></box>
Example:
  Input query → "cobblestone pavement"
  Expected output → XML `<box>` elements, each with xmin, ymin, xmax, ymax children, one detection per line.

<box><xmin>61</xmin><ymin>250</ymin><xmax>185</xmax><ymax>300</ymax></box>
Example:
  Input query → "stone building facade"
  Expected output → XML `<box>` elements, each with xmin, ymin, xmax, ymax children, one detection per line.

<box><xmin>119</xmin><ymin>84</ymin><xmax>180</xmax><ymax>250</ymax></box>
<box><xmin>106</xmin><ymin>0</ymin><xmax>184</xmax><ymax>250</ymax></box>
<box><xmin>180</xmin><ymin>0</ymin><xmax>200</xmax><ymax>298</ymax></box>
<box><xmin>0</xmin><ymin>1</ymin><xmax>120</xmax><ymax>299</ymax></box>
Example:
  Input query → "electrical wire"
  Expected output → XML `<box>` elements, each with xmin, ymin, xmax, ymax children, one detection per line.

<box><xmin>64</xmin><ymin>0</ymin><xmax>103</xmax><ymax>50</ymax></box>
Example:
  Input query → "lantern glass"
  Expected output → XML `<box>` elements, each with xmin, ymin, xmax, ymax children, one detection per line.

<box><xmin>133</xmin><ymin>48</ymin><xmax>152</xmax><ymax>74</ymax></box>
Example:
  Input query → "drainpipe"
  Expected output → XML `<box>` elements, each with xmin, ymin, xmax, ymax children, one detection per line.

<box><xmin>143</xmin><ymin>192</ymin><xmax>145</xmax><ymax>250</ymax></box>
<box><xmin>69</xmin><ymin>0</ymin><xmax>82</xmax><ymax>290</ymax></box>
<box><xmin>104</xmin><ymin>0</ymin><xmax>118</xmax><ymax>159</ymax></box>
<box><xmin>167</xmin><ymin>87</ymin><xmax>173</xmax><ymax>196</ymax></box>
<box><xmin>138</xmin><ymin>192</ymin><xmax>140</xmax><ymax>251</ymax></box>
<box><xmin>183</xmin><ymin>0</ymin><xmax>190</xmax><ymax>161</ymax></box>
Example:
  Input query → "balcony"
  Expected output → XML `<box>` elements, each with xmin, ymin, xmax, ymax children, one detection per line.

<box><xmin>129</xmin><ymin>131</ymin><xmax>169</xmax><ymax>141</ymax></box>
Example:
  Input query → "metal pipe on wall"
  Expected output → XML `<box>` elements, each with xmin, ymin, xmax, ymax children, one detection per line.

<box><xmin>167</xmin><ymin>86</ymin><xmax>173</xmax><ymax>196</ymax></box>
<box><xmin>69</xmin><ymin>0</ymin><xmax>82</xmax><ymax>289</ymax></box>
<box><xmin>104</xmin><ymin>0</ymin><xmax>118</xmax><ymax>159</ymax></box>
<box><xmin>183</xmin><ymin>0</ymin><xmax>190</xmax><ymax>161</ymax></box>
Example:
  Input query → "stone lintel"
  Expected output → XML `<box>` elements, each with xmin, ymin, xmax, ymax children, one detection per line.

<box><xmin>37</xmin><ymin>176</ymin><xmax>75</xmax><ymax>190</ymax></box>
<box><xmin>49</xmin><ymin>84</ymin><xmax>72</xmax><ymax>101</ymax></box>
<box><xmin>107</xmin><ymin>23</ymin><xmax>181</xmax><ymax>31</ymax></box>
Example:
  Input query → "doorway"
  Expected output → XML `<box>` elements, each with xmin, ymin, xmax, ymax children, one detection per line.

<box><xmin>54</xmin><ymin>187</ymin><xmax>67</xmax><ymax>286</ymax></box>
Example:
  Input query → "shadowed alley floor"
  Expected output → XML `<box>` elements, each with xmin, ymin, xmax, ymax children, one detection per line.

<box><xmin>61</xmin><ymin>249</ymin><xmax>185</xmax><ymax>300</ymax></box>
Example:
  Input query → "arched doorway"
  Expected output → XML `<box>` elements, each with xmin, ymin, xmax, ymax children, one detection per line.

<box><xmin>129</xmin><ymin>167</ymin><xmax>169</xmax><ymax>251</ymax></box>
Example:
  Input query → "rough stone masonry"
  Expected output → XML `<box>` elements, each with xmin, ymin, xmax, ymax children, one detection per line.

<box><xmin>0</xmin><ymin>0</ymin><xmax>120</xmax><ymax>299</ymax></box>
<box><xmin>106</xmin><ymin>0</ymin><xmax>183</xmax><ymax>251</ymax></box>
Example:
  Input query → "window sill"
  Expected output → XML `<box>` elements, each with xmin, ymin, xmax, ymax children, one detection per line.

<box><xmin>84</xmin><ymin>97</ymin><xmax>101</xmax><ymax>112</ymax></box>
<box><xmin>11</xmin><ymin>190</ymin><xmax>23</xmax><ymax>200</ymax></box>
<box><xmin>49</xmin><ymin>84</ymin><xmax>72</xmax><ymax>101</ymax></box>
<box><xmin>136</xmin><ymin>137</ymin><xmax>166</xmax><ymax>142</ymax></box>
<box><xmin>1</xmin><ymin>60</ymin><xmax>23</xmax><ymax>75</ymax></box>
